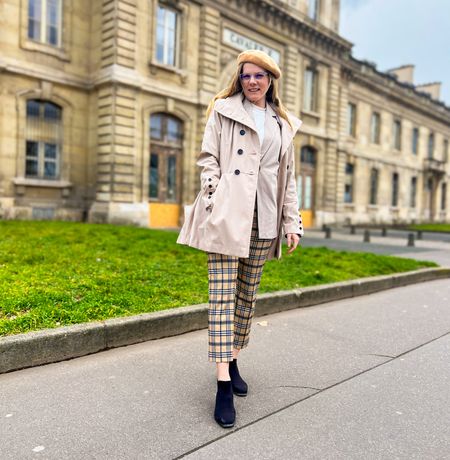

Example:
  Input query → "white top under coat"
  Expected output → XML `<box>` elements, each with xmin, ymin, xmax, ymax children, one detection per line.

<box><xmin>250</xmin><ymin>103</ymin><xmax>266</xmax><ymax>147</ymax></box>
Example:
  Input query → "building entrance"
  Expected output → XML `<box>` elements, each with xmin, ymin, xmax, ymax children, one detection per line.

<box><xmin>149</xmin><ymin>113</ymin><xmax>183</xmax><ymax>227</ymax></box>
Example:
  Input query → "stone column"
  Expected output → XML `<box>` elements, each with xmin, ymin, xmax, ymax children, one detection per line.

<box><xmin>335</xmin><ymin>68</ymin><xmax>350</xmax><ymax>220</ymax></box>
<box><xmin>322</xmin><ymin>64</ymin><xmax>340</xmax><ymax>223</ymax></box>
<box><xmin>198</xmin><ymin>6</ymin><xmax>220</xmax><ymax>105</ymax></box>
<box><xmin>191</xmin><ymin>6</ymin><xmax>221</xmax><ymax>199</ymax></box>
<box><xmin>283</xmin><ymin>45</ymin><xmax>300</xmax><ymax>114</ymax></box>
<box><xmin>89</xmin><ymin>0</ymin><xmax>148</xmax><ymax>225</ymax></box>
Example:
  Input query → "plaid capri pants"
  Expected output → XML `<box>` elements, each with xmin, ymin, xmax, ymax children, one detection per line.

<box><xmin>207</xmin><ymin>209</ymin><xmax>274</xmax><ymax>362</ymax></box>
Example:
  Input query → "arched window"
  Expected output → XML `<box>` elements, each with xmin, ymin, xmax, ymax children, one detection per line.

<box><xmin>25</xmin><ymin>99</ymin><xmax>62</xmax><ymax>179</ymax></box>
<box><xmin>149</xmin><ymin>113</ymin><xmax>183</xmax><ymax>202</ymax></box>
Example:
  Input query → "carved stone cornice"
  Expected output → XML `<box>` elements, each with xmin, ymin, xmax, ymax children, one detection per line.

<box><xmin>207</xmin><ymin>0</ymin><xmax>352</xmax><ymax>60</ymax></box>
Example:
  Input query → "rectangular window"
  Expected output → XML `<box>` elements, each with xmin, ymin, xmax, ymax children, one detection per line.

<box><xmin>25</xmin><ymin>142</ymin><xmax>59</xmax><ymax>178</ymax></box>
<box><xmin>392</xmin><ymin>173</ymin><xmax>399</xmax><ymax>207</ymax></box>
<box><xmin>369</xmin><ymin>168</ymin><xmax>378</xmax><ymax>205</ymax></box>
<box><xmin>441</xmin><ymin>183</ymin><xmax>447</xmax><ymax>211</ymax></box>
<box><xmin>410</xmin><ymin>176</ymin><xmax>417</xmax><ymax>208</ymax></box>
<box><xmin>370</xmin><ymin>112</ymin><xmax>380</xmax><ymax>144</ymax></box>
<box><xmin>412</xmin><ymin>127</ymin><xmax>419</xmax><ymax>155</ymax></box>
<box><xmin>156</xmin><ymin>5</ymin><xmax>178</xmax><ymax>66</ymax></box>
<box><xmin>303</xmin><ymin>68</ymin><xmax>317</xmax><ymax>112</ymax></box>
<box><xmin>393</xmin><ymin>119</ymin><xmax>402</xmax><ymax>150</ymax></box>
<box><xmin>428</xmin><ymin>133</ymin><xmax>434</xmax><ymax>159</ymax></box>
<box><xmin>308</xmin><ymin>0</ymin><xmax>319</xmax><ymax>20</ymax></box>
<box><xmin>444</xmin><ymin>139</ymin><xmax>449</xmax><ymax>162</ymax></box>
<box><xmin>347</xmin><ymin>103</ymin><xmax>356</xmax><ymax>137</ymax></box>
<box><xmin>25</xmin><ymin>100</ymin><xmax>62</xmax><ymax>179</ymax></box>
<box><xmin>28</xmin><ymin>0</ymin><xmax>62</xmax><ymax>47</ymax></box>
<box><xmin>344</xmin><ymin>163</ymin><xmax>354</xmax><ymax>203</ymax></box>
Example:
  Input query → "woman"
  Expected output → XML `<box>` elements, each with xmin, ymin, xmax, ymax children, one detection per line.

<box><xmin>177</xmin><ymin>49</ymin><xmax>304</xmax><ymax>428</ymax></box>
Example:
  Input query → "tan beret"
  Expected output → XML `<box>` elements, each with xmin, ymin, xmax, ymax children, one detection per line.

<box><xmin>237</xmin><ymin>50</ymin><xmax>282</xmax><ymax>79</ymax></box>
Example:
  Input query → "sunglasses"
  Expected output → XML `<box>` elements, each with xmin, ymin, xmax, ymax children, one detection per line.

<box><xmin>239</xmin><ymin>72</ymin><xmax>269</xmax><ymax>81</ymax></box>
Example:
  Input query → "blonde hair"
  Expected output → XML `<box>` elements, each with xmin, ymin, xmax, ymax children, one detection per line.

<box><xmin>205</xmin><ymin>63</ymin><xmax>294</xmax><ymax>130</ymax></box>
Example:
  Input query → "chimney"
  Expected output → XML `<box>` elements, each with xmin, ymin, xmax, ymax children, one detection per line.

<box><xmin>387</xmin><ymin>65</ymin><xmax>415</xmax><ymax>84</ymax></box>
<box><xmin>416</xmin><ymin>82</ymin><xmax>441</xmax><ymax>100</ymax></box>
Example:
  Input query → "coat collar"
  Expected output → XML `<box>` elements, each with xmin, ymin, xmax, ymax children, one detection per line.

<box><xmin>213</xmin><ymin>92</ymin><xmax>302</xmax><ymax>155</ymax></box>
<box><xmin>214</xmin><ymin>92</ymin><xmax>257</xmax><ymax>132</ymax></box>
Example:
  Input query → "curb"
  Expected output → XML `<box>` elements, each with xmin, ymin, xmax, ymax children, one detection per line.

<box><xmin>1</xmin><ymin>267</ymin><xmax>449</xmax><ymax>374</ymax></box>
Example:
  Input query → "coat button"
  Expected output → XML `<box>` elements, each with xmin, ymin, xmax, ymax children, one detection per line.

<box><xmin>237</xmin><ymin>148</ymin><xmax>243</xmax><ymax>155</ymax></box>
<box><xmin>208</xmin><ymin>184</ymin><xmax>212</xmax><ymax>188</ymax></box>
<box><xmin>234</xmin><ymin>169</ymin><xmax>240</xmax><ymax>175</ymax></box>
<box><xmin>287</xmin><ymin>165</ymin><xmax>290</xmax><ymax>169</ymax></box>
<box><xmin>208</xmin><ymin>192</ymin><xmax>212</xmax><ymax>195</ymax></box>
<box><xmin>208</xmin><ymin>178</ymin><xmax>212</xmax><ymax>181</ymax></box>
<box><xmin>240</xmin><ymin>129</ymin><xmax>245</xmax><ymax>135</ymax></box>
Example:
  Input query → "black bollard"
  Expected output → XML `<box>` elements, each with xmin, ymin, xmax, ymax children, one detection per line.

<box><xmin>407</xmin><ymin>233</ymin><xmax>415</xmax><ymax>247</ymax></box>
<box><xmin>381</xmin><ymin>227</ymin><xmax>387</xmax><ymax>237</ymax></box>
<box><xmin>363</xmin><ymin>229</ymin><xmax>370</xmax><ymax>242</ymax></box>
<box><xmin>325</xmin><ymin>227</ymin><xmax>331</xmax><ymax>239</ymax></box>
<box><xmin>417</xmin><ymin>230</ymin><xmax>423</xmax><ymax>240</ymax></box>
<box><xmin>350</xmin><ymin>225</ymin><xmax>356</xmax><ymax>235</ymax></box>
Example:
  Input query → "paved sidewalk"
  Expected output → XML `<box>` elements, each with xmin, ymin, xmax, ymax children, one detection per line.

<box><xmin>1</xmin><ymin>279</ymin><xmax>449</xmax><ymax>459</ymax></box>
<box><xmin>302</xmin><ymin>228</ymin><xmax>450</xmax><ymax>267</ymax></box>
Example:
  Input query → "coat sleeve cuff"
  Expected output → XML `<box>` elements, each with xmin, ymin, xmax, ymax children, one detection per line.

<box><xmin>283</xmin><ymin>225</ymin><xmax>304</xmax><ymax>237</ymax></box>
<box><xmin>283</xmin><ymin>206</ymin><xmax>304</xmax><ymax>238</ymax></box>
<box><xmin>201</xmin><ymin>175</ymin><xmax>220</xmax><ymax>211</ymax></box>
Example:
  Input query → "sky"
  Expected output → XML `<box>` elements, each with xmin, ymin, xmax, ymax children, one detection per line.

<box><xmin>339</xmin><ymin>0</ymin><xmax>450</xmax><ymax>107</ymax></box>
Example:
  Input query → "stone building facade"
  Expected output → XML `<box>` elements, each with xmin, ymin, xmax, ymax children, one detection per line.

<box><xmin>0</xmin><ymin>0</ymin><xmax>449</xmax><ymax>228</ymax></box>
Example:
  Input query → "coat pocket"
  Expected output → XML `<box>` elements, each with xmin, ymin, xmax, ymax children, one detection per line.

<box><xmin>209</xmin><ymin>172</ymin><xmax>256</xmax><ymax>223</ymax></box>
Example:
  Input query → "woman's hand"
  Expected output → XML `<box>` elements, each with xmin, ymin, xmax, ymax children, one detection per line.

<box><xmin>286</xmin><ymin>233</ymin><xmax>300</xmax><ymax>254</ymax></box>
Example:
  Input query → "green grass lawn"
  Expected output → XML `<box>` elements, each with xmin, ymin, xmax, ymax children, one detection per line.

<box><xmin>0</xmin><ymin>220</ymin><xmax>437</xmax><ymax>336</ymax></box>
<box><xmin>408</xmin><ymin>224</ymin><xmax>450</xmax><ymax>233</ymax></box>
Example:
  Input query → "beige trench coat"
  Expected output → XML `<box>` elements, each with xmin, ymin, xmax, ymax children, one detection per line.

<box><xmin>177</xmin><ymin>92</ymin><xmax>303</xmax><ymax>259</ymax></box>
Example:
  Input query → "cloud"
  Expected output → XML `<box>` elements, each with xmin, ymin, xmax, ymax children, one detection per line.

<box><xmin>340</xmin><ymin>0</ymin><xmax>450</xmax><ymax>105</ymax></box>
